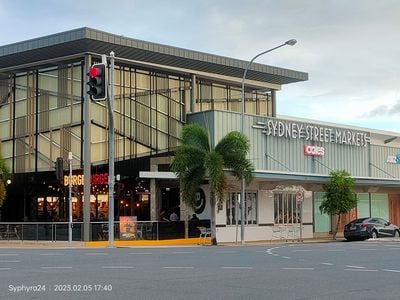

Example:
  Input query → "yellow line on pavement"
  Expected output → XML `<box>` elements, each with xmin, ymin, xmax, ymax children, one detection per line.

<box><xmin>85</xmin><ymin>238</ymin><xmax>210</xmax><ymax>247</ymax></box>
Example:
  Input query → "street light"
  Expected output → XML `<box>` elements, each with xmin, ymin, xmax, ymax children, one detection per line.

<box><xmin>240</xmin><ymin>39</ymin><xmax>297</xmax><ymax>245</ymax></box>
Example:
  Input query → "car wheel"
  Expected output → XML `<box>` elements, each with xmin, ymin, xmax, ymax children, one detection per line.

<box><xmin>394</xmin><ymin>230</ymin><xmax>400</xmax><ymax>238</ymax></box>
<box><xmin>371</xmin><ymin>230</ymin><xmax>378</xmax><ymax>239</ymax></box>
<box><xmin>345</xmin><ymin>237</ymin><xmax>353</xmax><ymax>242</ymax></box>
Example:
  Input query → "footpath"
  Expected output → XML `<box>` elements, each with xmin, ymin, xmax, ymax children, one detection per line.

<box><xmin>1</xmin><ymin>235</ymin><xmax>398</xmax><ymax>249</ymax></box>
<box><xmin>0</xmin><ymin>237</ymin><xmax>348</xmax><ymax>249</ymax></box>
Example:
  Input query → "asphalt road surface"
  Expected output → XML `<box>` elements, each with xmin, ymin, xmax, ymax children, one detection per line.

<box><xmin>0</xmin><ymin>240</ymin><xmax>399</xmax><ymax>300</ymax></box>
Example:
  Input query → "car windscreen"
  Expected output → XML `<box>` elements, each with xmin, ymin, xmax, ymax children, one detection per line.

<box><xmin>352</xmin><ymin>218</ymin><xmax>370</xmax><ymax>223</ymax></box>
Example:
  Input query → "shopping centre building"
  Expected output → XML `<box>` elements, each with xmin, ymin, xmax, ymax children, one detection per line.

<box><xmin>0</xmin><ymin>27</ymin><xmax>399</xmax><ymax>242</ymax></box>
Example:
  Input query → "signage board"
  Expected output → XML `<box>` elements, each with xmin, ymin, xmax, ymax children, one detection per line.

<box><xmin>296</xmin><ymin>190</ymin><xmax>304</xmax><ymax>202</ymax></box>
<box><xmin>120</xmin><ymin>216</ymin><xmax>137</xmax><ymax>240</ymax></box>
<box><xmin>253</xmin><ymin>119</ymin><xmax>370</xmax><ymax>147</ymax></box>
<box><xmin>304</xmin><ymin>145</ymin><xmax>325</xmax><ymax>156</ymax></box>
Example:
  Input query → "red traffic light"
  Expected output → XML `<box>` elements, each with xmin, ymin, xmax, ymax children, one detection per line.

<box><xmin>87</xmin><ymin>63</ymin><xmax>107</xmax><ymax>101</ymax></box>
<box><xmin>88</xmin><ymin>66</ymin><xmax>100</xmax><ymax>77</ymax></box>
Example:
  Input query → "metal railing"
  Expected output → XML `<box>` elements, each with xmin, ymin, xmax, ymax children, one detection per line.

<box><xmin>0</xmin><ymin>220</ymin><xmax>208</xmax><ymax>242</ymax></box>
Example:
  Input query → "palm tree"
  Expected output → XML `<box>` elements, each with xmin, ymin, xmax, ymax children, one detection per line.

<box><xmin>171</xmin><ymin>123</ymin><xmax>254</xmax><ymax>245</ymax></box>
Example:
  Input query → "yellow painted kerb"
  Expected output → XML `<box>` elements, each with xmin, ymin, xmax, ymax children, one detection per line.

<box><xmin>85</xmin><ymin>238</ymin><xmax>210</xmax><ymax>247</ymax></box>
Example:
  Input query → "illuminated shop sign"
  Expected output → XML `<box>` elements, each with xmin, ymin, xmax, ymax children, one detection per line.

<box><xmin>253</xmin><ymin>120</ymin><xmax>370</xmax><ymax>147</ymax></box>
<box><xmin>64</xmin><ymin>173</ymin><xmax>109</xmax><ymax>186</ymax></box>
<box><xmin>387</xmin><ymin>154</ymin><xmax>400</xmax><ymax>164</ymax></box>
<box><xmin>304</xmin><ymin>145</ymin><xmax>325</xmax><ymax>156</ymax></box>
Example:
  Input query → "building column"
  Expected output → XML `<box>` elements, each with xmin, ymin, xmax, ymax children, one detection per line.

<box><xmin>271</xmin><ymin>90</ymin><xmax>276</xmax><ymax>117</ymax></box>
<box><xmin>190</xmin><ymin>74</ymin><xmax>197</xmax><ymax>113</ymax></box>
<box><xmin>150</xmin><ymin>178</ymin><xmax>157</xmax><ymax>221</ymax></box>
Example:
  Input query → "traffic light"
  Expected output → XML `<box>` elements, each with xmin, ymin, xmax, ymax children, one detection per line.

<box><xmin>55</xmin><ymin>157</ymin><xmax>64</xmax><ymax>181</ymax></box>
<box><xmin>87</xmin><ymin>63</ymin><xmax>107</xmax><ymax>101</ymax></box>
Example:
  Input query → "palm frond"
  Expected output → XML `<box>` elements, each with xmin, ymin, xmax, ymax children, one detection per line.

<box><xmin>215</xmin><ymin>131</ymin><xmax>254</xmax><ymax>183</ymax></box>
<box><xmin>182</xmin><ymin>123</ymin><xmax>210</xmax><ymax>153</ymax></box>
<box><xmin>205</xmin><ymin>150</ymin><xmax>226</xmax><ymax>205</ymax></box>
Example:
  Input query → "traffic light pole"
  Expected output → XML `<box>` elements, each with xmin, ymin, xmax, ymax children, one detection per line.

<box><xmin>107</xmin><ymin>52</ymin><xmax>115</xmax><ymax>247</ymax></box>
<box><xmin>68</xmin><ymin>152</ymin><xmax>72</xmax><ymax>245</ymax></box>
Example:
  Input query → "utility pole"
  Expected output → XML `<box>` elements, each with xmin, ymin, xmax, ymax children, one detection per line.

<box><xmin>107</xmin><ymin>52</ymin><xmax>115</xmax><ymax>247</ymax></box>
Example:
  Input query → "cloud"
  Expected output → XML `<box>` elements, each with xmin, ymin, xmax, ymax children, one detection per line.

<box><xmin>363</xmin><ymin>100</ymin><xmax>400</xmax><ymax>117</ymax></box>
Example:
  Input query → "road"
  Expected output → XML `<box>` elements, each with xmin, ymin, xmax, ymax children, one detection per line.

<box><xmin>0</xmin><ymin>240</ymin><xmax>399</xmax><ymax>299</ymax></box>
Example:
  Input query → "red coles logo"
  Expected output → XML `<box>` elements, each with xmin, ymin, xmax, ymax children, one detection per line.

<box><xmin>304</xmin><ymin>145</ymin><xmax>325</xmax><ymax>156</ymax></box>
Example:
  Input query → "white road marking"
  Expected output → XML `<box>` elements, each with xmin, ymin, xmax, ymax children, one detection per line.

<box><xmin>293</xmin><ymin>249</ymin><xmax>312</xmax><ymax>252</ymax></box>
<box><xmin>382</xmin><ymin>269</ymin><xmax>400</xmax><ymax>273</ymax></box>
<box><xmin>102</xmin><ymin>266</ymin><xmax>134</xmax><ymax>269</ymax></box>
<box><xmin>327</xmin><ymin>249</ymin><xmax>345</xmax><ymax>252</ymax></box>
<box><xmin>282</xmin><ymin>256</ymin><xmax>291</xmax><ymax>259</ymax></box>
<box><xmin>281</xmin><ymin>268</ymin><xmax>314</xmax><ymax>270</ymax></box>
<box><xmin>221</xmin><ymin>267</ymin><xmax>253</xmax><ymax>270</ymax></box>
<box><xmin>163</xmin><ymin>266</ymin><xmax>194</xmax><ymax>269</ymax></box>
<box><xmin>345</xmin><ymin>265</ymin><xmax>365</xmax><ymax>269</ymax></box>
<box><xmin>0</xmin><ymin>254</ymin><xmax>19</xmax><ymax>256</ymax></box>
<box><xmin>0</xmin><ymin>260</ymin><xmax>20</xmax><ymax>263</ymax></box>
<box><xmin>344</xmin><ymin>269</ymin><xmax>377</xmax><ymax>272</ymax></box>
<box><xmin>40</xmin><ymin>266</ymin><xmax>73</xmax><ymax>269</ymax></box>
<box><xmin>85</xmin><ymin>253</ymin><xmax>109</xmax><ymax>255</ymax></box>
<box><xmin>40</xmin><ymin>253</ymin><xmax>64</xmax><ymax>256</ymax></box>
<box><xmin>321</xmin><ymin>263</ymin><xmax>333</xmax><ymax>266</ymax></box>
<box><xmin>0</xmin><ymin>268</ymin><xmax>11</xmax><ymax>270</ymax></box>
<box><xmin>359</xmin><ymin>249</ymin><xmax>376</xmax><ymax>251</ymax></box>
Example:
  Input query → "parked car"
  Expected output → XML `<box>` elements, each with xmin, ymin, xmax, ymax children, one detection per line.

<box><xmin>344</xmin><ymin>217</ymin><xmax>400</xmax><ymax>241</ymax></box>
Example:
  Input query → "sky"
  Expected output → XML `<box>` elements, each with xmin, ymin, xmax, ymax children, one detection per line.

<box><xmin>0</xmin><ymin>0</ymin><xmax>399</xmax><ymax>132</ymax></box>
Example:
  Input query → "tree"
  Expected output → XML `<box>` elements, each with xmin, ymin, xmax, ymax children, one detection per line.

<box><xmin>171</xmin><ymin>123</ymin><xmax>254</xmax><ymax>245</ymax></box>
<box><xmin>319</xmin><ymin>170</ymin><xmax>356</xmax><ymax>240</ymax></box>
<box><xmin>0</xmin><ymin>154</ymin><xmax>11</xmax><ymax>208</ymax></box>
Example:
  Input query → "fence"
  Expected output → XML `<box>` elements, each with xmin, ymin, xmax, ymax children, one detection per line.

<box><xmin>0</xmin><ymin>220</ymin><xmax>210</xmax><ymax>242</ymax></box>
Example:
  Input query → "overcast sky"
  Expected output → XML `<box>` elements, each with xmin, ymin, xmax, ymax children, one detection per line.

<box><xmin>1</xmin><ymin>0</ymin><xmax>399</xmax><ymax>132</ymax></box>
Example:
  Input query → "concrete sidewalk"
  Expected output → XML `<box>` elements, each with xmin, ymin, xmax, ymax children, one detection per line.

<box><xmin>0</xmin><ymin>237</ymin><xmax>346</xmax><ymax>248</ymax></box>
<box><xmin>0</xmin><ymin>236</ymin><xmax>397</xmax><ymax>249</ymax></box>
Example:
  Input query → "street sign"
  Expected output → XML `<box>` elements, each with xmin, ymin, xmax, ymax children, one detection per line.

<box><xmin>296</xmin><ymin>190</ymin><xmax>304</xmax><ymax>202</ymax></box>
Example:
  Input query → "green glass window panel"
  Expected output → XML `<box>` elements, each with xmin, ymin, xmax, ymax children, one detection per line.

<box><xmin>212</xmin><ymin>84</ymin><xmax>226</xmax><ymax>101</ymax></box>
<box><xmin>15</xmin><ymin>99</ymin><xmax>27</xmax><ymax>118</ymax></box>
<box><xmin>371</xmin><ymin>193</ymin><xmax>388</xmax><ymax>220</ymax></box>
<box><xmin>357</xmin><ymin>193</ymin><xmax>370</xmax><ymax>218</ymax></box>
<box><xmin>169</xmin><ymin>76</ymin><xmax>180</xmax><ymax>90</ymax></box>
<box><xmin>0</xmin><ymin>119</ymin><xmax>10</xmax><ymax>140</ymax></box>
<box><xmin>157</xmin><ymin>112</ymin><xmax>168</xmax><ymax>132</ymax></box>
<box><xmin>137</xmin><ymin>103</ymin><xmax>150</xmax><ymax>125</ymax></box>
<box><xmin>170</xmin><ymin>99</ymin><xmax>181</xmax><ymax>119</ymax></box>
<box><xmin>136</xmin><ymin>71</ymin><xmax>149</xmax><ymax>90</ymax></box>
<box><xmin>314</xmin><ymin>192</ymin><xmax>330</xmax><ymax>232</ymax></box>
<box><xmin>157</xmin><ymin>93</ymin><xmax>168</xmax><ymax>114</ymax></box>
<box><xmin>157</xmin><ymin>131</ymin><xmax>168</xmax><ymax>150</ymax></box>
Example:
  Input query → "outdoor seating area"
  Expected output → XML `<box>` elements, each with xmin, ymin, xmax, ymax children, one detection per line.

<box><xmin>197</xmin><ymin>226</ymin><xmax>211</xmax><ymax>245</ymax></box>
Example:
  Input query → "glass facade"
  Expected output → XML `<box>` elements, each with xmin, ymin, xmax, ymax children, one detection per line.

<box><xmin>1</xmin><ymin>55</ymin><xmax>275</xmax><ymax>222</ymax></box>
<box><xmin>196</xmin><ymin>80</ymin><xmax>273</xmax><ymax>116</ymax></box>
<box><xmin>1</xmin><ymin>59</ymin><xmax>276</xmax><ymax>175</ymax></box>
<box><xmin>226</xmin><ymin>192</ymin><xmax>257</xmax><ymax>225</ymax></box>
<box><xmin>91</xmin><ymin>66</ymin><xmax>190</xmax><ymax>163</ymax></box>
<box><xmin>0</xmin><ymin>63</ymin><xmax>83</xmax><ymax>173</ymax></box>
